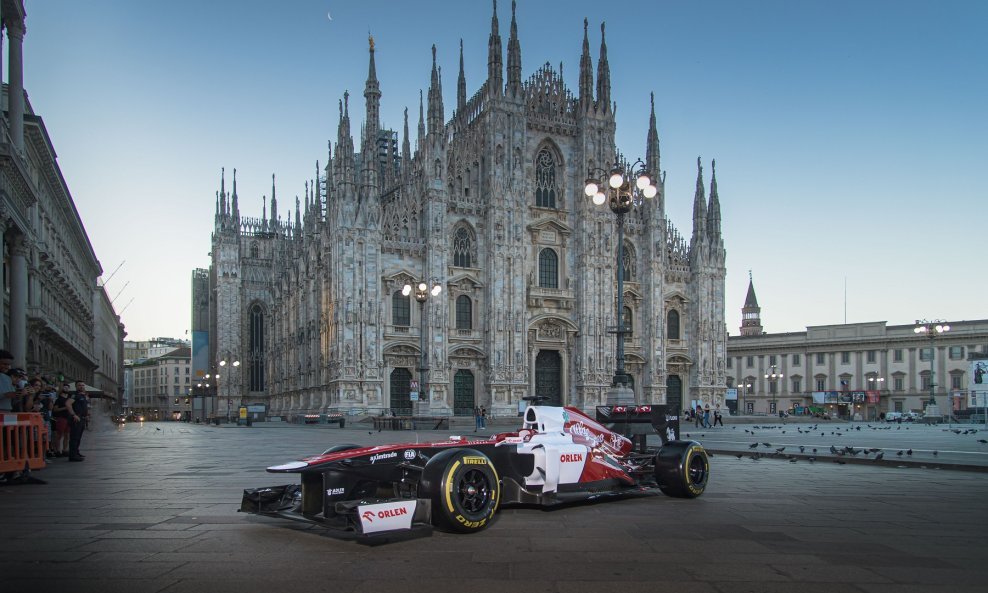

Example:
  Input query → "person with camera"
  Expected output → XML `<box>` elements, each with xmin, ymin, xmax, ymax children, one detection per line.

<box><xmin>65</xmin><ymin>380</ymin><xmax>91</xmax><ymax>462</ymax></box>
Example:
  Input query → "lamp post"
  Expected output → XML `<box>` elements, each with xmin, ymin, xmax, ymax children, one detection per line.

<box><xmin>403</xmin><ymin>279</ymin><xmax>442</xmax><ymax>415</ymax></box>
<box><xmin>740</xmin><ymin>381</ymin><xmax>752</xmax><ymax>415</ymax></box>
<box><xmin>584</xmin><ymin>158</ymin><xmax>658</xmax><ymax>403</ymax></box>
<box><xmin>218</xmin><ymin>357</ymin><xmax>240</xmax><ymax>423</ymax></box>
<box><xmin>764</xmin><ymin>365</ymin><xmax>783</xmax><ymax>416</ymax></box>
<box><xmin>914</xmin><ymin>319</ymin><xmax>950</xmax><ymax>419</ymax></box>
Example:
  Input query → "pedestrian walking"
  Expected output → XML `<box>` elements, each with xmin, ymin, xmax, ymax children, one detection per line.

<box><xmin>702</xmin><ymin>406</ymin><xmax>711</xmax><ymax>429</ymax></box>
<box><xmin>713</xmin><ymin>408</ymin><xmax>724</xmax><ymax>427</ymax></box>
<box><xmin>694</xmin><ymin>405</ymin><xmax>702</xmax><ymax>428</ymax></box>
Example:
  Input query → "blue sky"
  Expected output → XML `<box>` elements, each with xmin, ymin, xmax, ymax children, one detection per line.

<box><xmin>18</xmin><ymin>0</ymin><xmax>987</xmax><ymax>340</ymax></box>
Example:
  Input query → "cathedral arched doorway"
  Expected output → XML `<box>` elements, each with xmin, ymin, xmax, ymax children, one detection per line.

<box><xmin>535</xmin><ymin>350</ymin><xmax>562</xmax><ymax>406</ymax></box>
<box><xmin>390</xmin><ymin>368</ymin><xmax>412</xmax><ymax>416</ymax></box>
<box><xmin>666</xmin><ymin>374</ymin><xmax>683</xmax><ymax>413</ymax></box>
<box><xmin>453</xmin><ymin>369</ymin><xmax>475</xmax><ymax>416</ymax></box>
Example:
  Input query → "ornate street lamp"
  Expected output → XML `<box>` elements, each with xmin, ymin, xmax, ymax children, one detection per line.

<box><xmin>403</xmin><ymin>279</ymin><xmax>442</xmax><ymax>414</ymax></box>
<box><xmin>764</xmin><ymin>365</ymin><xmax>783</xmax><ymax>415</ymax></box>
<box><xmin>741</xmin><ymin>381</ymin><xmax>753</xmax><ymax>415</ymax></box>
<box><xmin>218</xmin><ymin>357</ymin><xmax>240</xmax><ymax>422</ymax></box>
<box><xmin>914</xmin><ymin>319</ymin><xmax>949</xmax><ymax>415</ymax></box>
<box><xmin>585</xmin><ymin>158</ymin><xmax>657</xmax><ymax>401</ymax></box>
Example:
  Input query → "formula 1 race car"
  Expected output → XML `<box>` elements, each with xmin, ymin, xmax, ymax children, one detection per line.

<box><xmin>240</xmin><ymin>404</ymin><xmax>709</xmax><ymax>542</ymax></box>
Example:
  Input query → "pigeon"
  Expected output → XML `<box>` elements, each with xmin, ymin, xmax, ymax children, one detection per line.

<box><xmin>830</xmin><ymin>445</ymin><xmax>839</xmax><ymax>454</ymax></box>
<box><xmin>906</xmin><ymin>449</ymin><xmax>913</xmax><ymax>456</ymax></box>
<box><xmin>978</xmin><ymin>439</ymin><xmax>987</xmax><ymax>444</ymax></box>
<box><xmin>734</xmin><ymin>454</ymin><xmax>744</xmax><ymax>460</ymax></box>
<box><xmin>807</xmin><ymin>456</ymin><xmax>816</xmax><ymax>462</ymax></box>
<box><xmin>781</xmin><ymin>431</ymin><xmax>786</xmax><ymax>434</ymax></box>
<box><xmin>749</xmin><ymin>442</ymin><xmax>759</xmax><ymax>449</ymax></box>
<box><xmin>874</xmin><ymin>451</ymin><xmax>884</xmax><ymax>461</ymax></box>
<box><xmin>775</xmin><ymin>447</ymin><xmax>786</xmax><ymax>453</ymax></box>
<box><xmin>762</xmin><ymin>442</ymin><xmax>772</xmax><ymax>448</ymax></box>
<box><xmin>812</xmin><ymin>448</ymin><xmax>818</xmax><ymax>454</ymax></box>
<box><xmin>368</xmin><ymin>431</ymin><xmax>373</xmax><ymax>435</ymax></box>
<box><xmin>933</xmin><ymin>450</ymin><xmax>938</xmax><ymax>457</ymax></box>
<box><xmin>855</xmin><ymin>426</ymin><xmax>861</xmax><ymax>431</ymax></box>
<box><xmin>896</xmin><ymin>450</ymin><xmax>904</xmax><ymax>456</ymax></box>
<box><xmin>155</xmin><ymin>427</ymin><xmax>162</xmax><ymax>431</ymax></box>
<box><xmin>789</xmin><ymin>457</ymin><xmax>798</xmax><ymax>463</ymax></box>
<box><xmin>799</xmin><ymin>446</ymin><xmax>805</xmax><ymax>453</ymax></box>
<box><xmin>686</xmin><ymin>433</ymin><xmax>691</xmax><ymax>438</ymax></box>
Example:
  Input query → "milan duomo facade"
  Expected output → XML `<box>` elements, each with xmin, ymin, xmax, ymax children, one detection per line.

<box><xmin>206</xmin><ymin>3</ymin><xmax>727</xmax><ymax>419</ymax></box>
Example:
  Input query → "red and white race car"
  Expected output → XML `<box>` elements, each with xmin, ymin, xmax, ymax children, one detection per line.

<box><xmin>241</xmin><ymin>404</ymin><xmax>709</xmax><ymax>542</ymax></box>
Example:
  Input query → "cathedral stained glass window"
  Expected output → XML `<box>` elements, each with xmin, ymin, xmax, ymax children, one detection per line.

<box><xmin>453</xmin><ymin>226</ymin><xmax>473</xmax><ymax>268</ymax></box>
<box><xmin>392</xmin><ymin>291</ymin><xmax>411</xmax><ymax>327</ymax></box>
<box><xmin>535</xmin><ymin>148</ymin><xmax>558</xmax><ymax>208</ymax></box>
<box><xmin>667</xmin><ymin>309</ymin><xmax>680</xmax><ymax>340</ymax></box>
<box><xmin>622</xmin><ymin>242</ymin><xmax>636</xmax><ymax>281</ymax></box>
<box><xmin>539</xmin><ymin>248</ymin><xmax>558</xmax><ymax>288</ymax></box>
<box><xmin>249</xmin><ymin>303</ymin><xmax>265</xmax><ymax>391</ymax></box>
<box><xmin>456</xmin><ymin>295</ymin><xmax>472</xmax><ymax>330</ymax></box>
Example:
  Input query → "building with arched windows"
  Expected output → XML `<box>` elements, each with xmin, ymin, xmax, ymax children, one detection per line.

<box><xmin>205</xmin><ymin>5</ymin><xmax>727</xmax><ymax>419</ymax></box>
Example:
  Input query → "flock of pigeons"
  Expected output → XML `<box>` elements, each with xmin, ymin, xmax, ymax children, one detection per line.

<box><xmin>696</xmin><ymin>423</ymin><xmax>988</xmax><ymax>465</ymax></box>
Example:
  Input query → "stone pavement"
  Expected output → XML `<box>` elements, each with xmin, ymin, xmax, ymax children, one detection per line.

<box><xmin>2</xmin><ymin>418</ymin><xmax>987</xmax><ymax>593</ymax></box>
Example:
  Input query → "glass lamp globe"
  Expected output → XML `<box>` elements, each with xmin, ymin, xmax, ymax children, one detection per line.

<box><xmin>584</xmin><ymin>179</ymin><xmax>598</xmax><ymax>197</ymax></box>
<box><xmin>643</xmin><ymin>184</ymin><xmax>658</xmax><ymax>199</ymax></box>
<box><xmin>636</xmin><ymin>174</ymin><xmax>650</xmax><ymax>190</ymax></box>
<box><xmin>609</xmin><ymin>171</ymin><xmax>623</xmax><ymax>189</ymax></box>
<box><xmin>592</xmin><ymin>192</ymin><xmax>606</xmax><ymax>205</ymax></box>
<box><xmin>402</xmin><ymin>284</ymin><xmax>412</xmax><ymax>296</ymax></box>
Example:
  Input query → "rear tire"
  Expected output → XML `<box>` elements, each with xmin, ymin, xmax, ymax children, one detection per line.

<box><xmin>420</xmin><ymin>449</ymin><xmax>500</xmax><ymax>533</ymax></box>
<box><xmin>654</xmin><ymin>440</ymin><xmax>709</xmax><ymax>498</ymax></box>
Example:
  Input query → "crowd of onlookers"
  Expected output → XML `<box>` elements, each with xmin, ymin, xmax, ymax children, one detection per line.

<box><xmin>0</xmin><ymin>348</ymin><xmax>107</xmax><ymax>482</ymax></box>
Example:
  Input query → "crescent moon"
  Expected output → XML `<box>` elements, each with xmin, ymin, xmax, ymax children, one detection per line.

<box><xmin>327</xmin><ymin>11</ymin><xmax>333</xmax><ymax>21</ymax></box>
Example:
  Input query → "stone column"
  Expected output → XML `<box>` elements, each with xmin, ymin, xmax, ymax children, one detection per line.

<box><xmin>7</xmin><ymin>17</ymin><xmax>26</xmax><ymax>152</ymax></box>
<box><xmin>10</xmin><ymin>236</ymin><xmax>28</xmax><ymax>366</ymax></box>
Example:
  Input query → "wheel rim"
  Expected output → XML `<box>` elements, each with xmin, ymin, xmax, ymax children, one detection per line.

<box><xmin>457</xmin><ymin>469</ymin><xmax>492</xmax><ymax>513</ymax></box>
<box><xmin>687</xmin><ymin>452</ymin><xmax>707</xmax><ymax>486</ymax></box>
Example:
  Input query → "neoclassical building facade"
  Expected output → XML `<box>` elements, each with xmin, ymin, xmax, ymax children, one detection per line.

<box><xmin>1</xmin><ymin>0</ymin><xmax>123</xmax><ymax>388</ymax></box>
<box><xmin>207</xmin><ymin>4</ymin><xmax>727</xmax><ymax>418</ymax></box>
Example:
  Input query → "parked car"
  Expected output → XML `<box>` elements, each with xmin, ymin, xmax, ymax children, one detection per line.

<box><xmin>884</xmin><ymin>412</ymin><xmax>903</xmax><ymax>422</ymax></box>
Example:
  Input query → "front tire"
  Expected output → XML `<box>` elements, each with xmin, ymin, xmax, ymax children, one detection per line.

<box><xmin>420</xmin><ymin>449</ymin><xmax>500</xmax><ymax>533</ymax></box>
<box><xmin>654</xmin><ymin>440</ymin><xmax>709</xmax><ymax>498</ymax></box>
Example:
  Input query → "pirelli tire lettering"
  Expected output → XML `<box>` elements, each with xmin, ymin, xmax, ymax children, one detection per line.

<box><xmin>653</xmin><ymin>440</ymin><xmax>709</xmax><ymax>499</ymax></box>
<box><xmin>419</xmin><ymin>448</ymin><xmax>501</xmax><ymax>534</ymax></box>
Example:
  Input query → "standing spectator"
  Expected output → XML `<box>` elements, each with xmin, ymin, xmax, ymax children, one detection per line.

<box><xmin>9</xmin><ymin>368</ymin><xmax>31</xmax><ymax>411</ymax></box>
<box><xmin>694</xmin><ymin>405</ymin><xmax>702</xmax><ymax>428</ymax></box>
<box><xmin>713</xmin><ymin>407</ymin><xmax>724</xmax><ymax>427</ymax></box>
<box><xmin>0</xmin><ymin>350</ymin><xmax>17</xmax><ymax>412</ymax></box>
<box><xmin>481</xmin><ymin>406</ymin><xmax>487</xmax><ymax>429</ymax></box>
<box><xmin>474</xmin><ymin>406</ymin><xmax>482</xmax><ymax>432</ymax></box>
<box><xmin>702</xmin><ymin>405</ymin><xmax>711</xmax><ymax>429</ymax></box>
<box><xmin>51</xmin><ymin>383</ymin><xmax>73</xmax><ymax>457</ymax></box>
<box><xmin>65</xmin><ymin>380</ymin><xmax>90</xmax><ymax>462</ymax></box>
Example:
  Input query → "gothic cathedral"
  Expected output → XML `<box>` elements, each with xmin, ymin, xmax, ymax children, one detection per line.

<box><xmin>208</xmin><ymin>2</ymin><xmax>727</xmax><ymax>419</ymax></box>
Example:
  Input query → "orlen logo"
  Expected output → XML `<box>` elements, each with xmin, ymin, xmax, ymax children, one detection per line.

<box><xmin>560</xmin><ymin>453</ymin><xmax>584</xmax><ymax>463</ymax></box>
<box><xmin>364</xmin><ymin>507</ymin><xmax>409</xmax><ymax>523</ymax></box>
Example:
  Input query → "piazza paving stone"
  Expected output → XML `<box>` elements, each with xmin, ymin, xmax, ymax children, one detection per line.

<box><xmin>0</xmin><ymin>418</ymin><xmax>986</xmax><ymax>593</ymax></box>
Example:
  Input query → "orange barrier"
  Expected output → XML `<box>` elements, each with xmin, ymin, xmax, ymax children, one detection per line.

<box><xmin>0</xmin><ymin>412</ymin><xmax>49</xmax><ymax>473</ymax></box>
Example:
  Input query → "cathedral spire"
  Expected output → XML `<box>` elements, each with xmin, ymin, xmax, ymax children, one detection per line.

<box><xmin>740</xmin><ymin>271</ymin><xmax>763</xmax><ymax>336</ymax></box>
<box><xmin>401</xmin><ymin>107</ymin><xmax>411</xmax><ymax>173</ymax></box>
<box><xmin>645</xmin><ymin>92</ymin><xmax>660</xmax><ymax>181</ymax></box>
<box><xmin>596</xmin><ymin>22</ymin><xmax>611</xmax><ymax>113</ymax></box>
<box><xmin>487</xmin><ymin>0</ymin><xmax>503</xmax><ymax>95</ymax></box>
<box><xmin>707</xmin><ymin>159</ymin><xmax>722</xmax><ymax>238</ymax></box>
<box><xmin>215</xmin><ymin>190</ymin><xmax>220</xmax><ymax>219</ymax></box>
<box><xmin>270</xmin><ymin>173</ymin><xmax>279</xmax><ymax>228</ymax></box>
<box><xmin>364</xmin><ymin>34</ymin><xmax>381</xmax><ymax>155</ymax></box>
<box><xmin>337</xmin><ymin>92</ymin><xmax>355</xmax><ymax>179</ymax></box>
<box><xmin>692</xmin><ymin>156</ymin><xmax>706</xmax><ymax>238</ymax></box>
<box><xmin>427</xmin><ymin>45</ymin><xmax>444</xmax><ymax>136</ymax></box>
<box><xmin>506</xmin><ymin>0</ymin><xmax>522</xmax><ymax>96</ymax></box>
<box><xmin>231</xmin><ymin>167</ymin><xmax>239</xmax><ymax>220</ymax></box>
<box><xmin>295</xmin><ymin>195</ymin><xmax>302</xmax><ymax>235</ymax></box>
<box><xmin>579</xmin><ymin>18</ymin><xmax>594</xmax><ymax>107</ymax></box>
<box><xmin>457</xmin><ymin>39</ymin><xmax>466</xmax><ymax>112</ymax></box>
<box><xmin>262</xmin><ymin>195</ymin><xmax>267</xmax><ymax>229</ymax></box>
<box><xmin>313</xmin><ymin>160</ymin><xmax>322</xmax><ymax>218</ymax></box>
<box><xmin>219</xmin><ymin>167</ymin><xmax>227</xmax><ymax>217</ymax></box>
<box><xmin>417</xmin><ymin>89</ymin><xmax>426</xmax><ymax>149</ymax></box>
